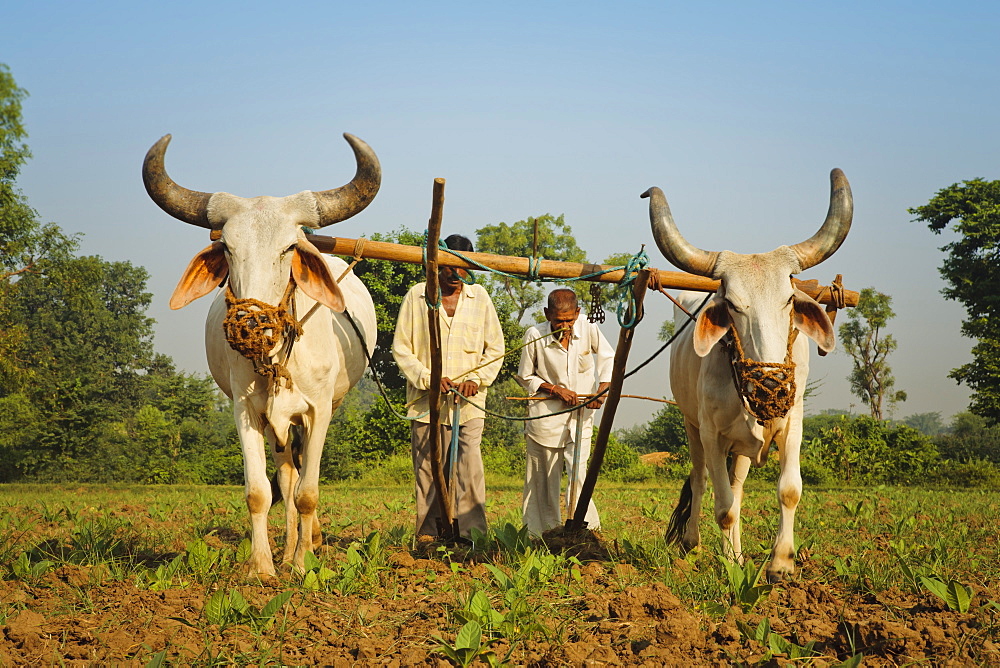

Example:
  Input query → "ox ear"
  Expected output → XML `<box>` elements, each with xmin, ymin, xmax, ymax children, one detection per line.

<box><xmin>292</xmin><ymin>239</ymin><xmax>345</xmax><ymax>312</ymax></box>
<box><xmin>693</xmin><ymin>298</ymin><xmax>731</xmax><ymax>357</ymax></box>
<box><xmin>793</xmin><ymin>290</ymin><xmax>836</xmax><ymax>352</ymax></box>
<box><xmin>169</xmin><ymin>242</ymin><xmax>229</xmax><ymax>310</ymax></box>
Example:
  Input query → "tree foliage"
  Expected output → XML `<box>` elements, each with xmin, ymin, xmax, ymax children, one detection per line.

<box><xmin>839</xmin><ymin>288</ymin><xmax>906</xmax><ymax>420</ymax></box>
<box><xmin>616</xmin><ymin>404</ymin><xmax>688</xmax><ymax>455</ymax></box>
<box><xmin>934</xmin><ymin>411</ymin><xmax>1000</xmax><ymax>464</ymax></box>
<box><xmin>0</xmin><ymin>63</ymin><xmax>75</xmax><ymax>284</ymax></box>
<box><xmin>910</xmin><ymin>179</ymin><xmax>1000</xmax><ymax>424</ymax></box>
<box><xmin>475</xmin><ymin>214</ymin><xmax>586</xmax><ymax>324</ymax></box>
<box><xmin>345</xmin><ymin>228</ymin><xmax>426</xmax><ymax>390</ymax></box>
<box><xmin>0</xmin><ymin>63</ymin><xmax>238</xmax><ymax>484</ymax></box>
<box><xmin>0</xmin><ymin>64</ymin><xmax>76</xmax><ymax>390</ymax></box>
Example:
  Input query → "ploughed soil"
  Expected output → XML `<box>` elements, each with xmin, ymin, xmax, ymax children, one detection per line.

<box><xmin>1</xmin><ymin>522</ymin><xmax>997</xmax><ymax>666</ymax></box>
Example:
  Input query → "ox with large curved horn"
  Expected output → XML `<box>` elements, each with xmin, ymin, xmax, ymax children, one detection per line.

<box><xmin>650</xmin><ymin>168</ymin><xmax>853</xmax><ymax>583</ymax></box>
<box><xmin>144</xmin><ymin>132</ymin><xmax>380</xmax><ymax>577</ymax></box>
<box><xmin>641</xmin><ymin>186</ymin><xmax>719</xmax><ymax>277</ymax></box>
<box><xmin>642</xmin><ymin>168</ymin><xmax>852</xmax><ymax>277</ymax></box>
<box><xmin>788</xmin><ymin>168</ymin><xmax>853</xmax><ymax>271</ymax></box>
<box><xmin>142</xmin><ymin>133</ymin><xmax>382</xmax><ymax>229</ymax></box>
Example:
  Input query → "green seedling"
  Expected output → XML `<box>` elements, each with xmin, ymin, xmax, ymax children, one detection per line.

<box><xmin>433</xmin><ymin>620</ymin><xmax>499</xmax><ymax>668</ymax></box>
<box><xmin>143</xmin><ymin>554</ymin><xmax>188</xmax><ymax>591</ymax></box>
<box><xmin>493</xmin><ymin>522</ymin><xmax>531</xmax><ymax>557</ymax></box>
<box><xmin>713</xmin><ymin>556</ymin><xmax>772</xmax><ymax>614</ymax></box>
<box><xmin>920</xmin><ymin>576</ymin><xmax>973</xmax><ymax>613</ymax></box>
<box><xmin>194</xmin><ymin>588</ymin><xmax>293</xmax><ymax>633</ymax></box>
<box><xmin>11</xmin><ymin>551</ymin><xmax>53</xmax><ymax>583</ymax></box>
<box><xmin>736</xmin><ymin>617</ymin><xmax>820</xmax><ymax>663</ymax></box>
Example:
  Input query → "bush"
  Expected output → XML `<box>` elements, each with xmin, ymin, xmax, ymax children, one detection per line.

<box><xmin>935</xmin><ymin>412</ymin><xmax>1000</xmax><ymax>463</ymax></box>
<box><xmin>601</xmin><ymin>431</ymin><xmax>643</xmax><ymax>482</ymax></box>
<box><xmin>923</xmin><ymin>459</ymin><xmax>1000</xmax><ymax>489</ymax></box>
<box><xmin>616</xmin><ymin>404</ymin><xmax>687</xmax><ymax>454</ymax></box>
<box><xmin>355</xmin><ymin>453</ymin><xmax>415</xmax><ymax>487</ymax></box>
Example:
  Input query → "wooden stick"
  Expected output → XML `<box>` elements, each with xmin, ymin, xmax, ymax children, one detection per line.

<box><xmin>305</xmin><ymin>233</ymin><xmax>858</xmax><ymax>308</ymax></box>
<box><xmin>506</xmin><ymin>394</ymin><xmax>677</xmax><ymax>405</ymax></box>
<box><xmin>423</xmin><ymin>178</ymin><xmax>457</xmax><ymax>537</ymax></box>
<box><xmin>568</xmin><ymin>268</ymin><xmax>651</xmax><ymax>532</ymax></box>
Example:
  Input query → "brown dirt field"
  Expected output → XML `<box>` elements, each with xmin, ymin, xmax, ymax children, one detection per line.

<box><xmin>2</xmin><ymin>484</ymin><xmax>998</xmax><ymax>666</ymax></box>
<box><xmin>1</xmin><ymin>534</ymin><xmax>996</xmax><ymax>666</ymax></box>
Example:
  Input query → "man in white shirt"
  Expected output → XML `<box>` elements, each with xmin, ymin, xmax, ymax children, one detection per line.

<box><xmin>516</xmin><ymin>288</ymin><xmax>614</xmax><ymax>534</ymax></box>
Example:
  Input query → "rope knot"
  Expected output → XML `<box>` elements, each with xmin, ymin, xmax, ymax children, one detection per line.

<box><xmin>223</xmin><ymin>282</ymin><xmax>302</xmax><ymax>388</ymax></box>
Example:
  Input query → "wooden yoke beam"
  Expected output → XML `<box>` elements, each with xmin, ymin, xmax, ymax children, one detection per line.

<box><xmin>305</xmin><ymin>234</ymin><xmax>858</xmax><ymax>308</ymax></box>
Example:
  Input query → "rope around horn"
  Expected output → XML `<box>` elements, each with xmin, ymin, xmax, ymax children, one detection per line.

<box><xmin>722</xmin><ymin>310</ymin><xmax>799</xmax><ymax>425</ymax></box>
<box><xmin>223</xmin><ymin>281</ymin><xmax>302</xmax><ymax>388</ymax></box>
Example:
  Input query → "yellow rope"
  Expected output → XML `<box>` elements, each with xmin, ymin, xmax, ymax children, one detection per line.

<box><xmin>724</xmin><ymin>310</ymin><xmax>798</xmax><ymax>424</ymax></box>
<box><xmin>337</xmin><ymin>237</ymin><xmax>367</xmax><ymax>283</ymax></box>
<box><xmin>223</xmin><ymin>282</ymin><xmax>302</xmax><ymax>389</ymax></box>
<box><xmin>403</xmin><ymin>326</ymin><xmax>569</xmax><ymax>409</ymax></box>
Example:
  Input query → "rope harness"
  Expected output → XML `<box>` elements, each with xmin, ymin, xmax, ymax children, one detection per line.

<box><xmin>722</xmin><ymin>310</ymin><xmax>799</xmax><ymax>425</ymax></box>
<box><xmin>223</xmin><ymin>281</ymin><xmax>302</xmax><ymax>389</ymax></box>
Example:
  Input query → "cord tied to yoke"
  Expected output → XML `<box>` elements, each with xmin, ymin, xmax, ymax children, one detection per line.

<box><xmin>722</xmin><ymin>310</ymin><xmax>798</xmax><ymax>425</ymax></box>
<box><xmin>223</xmin><ymin>281</ymin><xmax>302</xmax><ymax>388</ymax></box>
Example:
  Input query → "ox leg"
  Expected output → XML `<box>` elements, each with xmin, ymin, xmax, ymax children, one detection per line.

<box><xmin>727</xmin><ymin>454</ymin><xmax>751</xmax><ymax>565</ymax></box>
<box><xmin>681</xmin><ymin>420</ymin><xmax>707</xmax><ymax>552</ymax></box>
<box><xmin>704</xmin><ymin>435</ymin><xmax>742</xmax><ymax>564</ymax></box>
<box><xmin>270</xmin><ymin>424</ymin><xmax>300</xmax><ymax>566</ymax></box>
<box><xmin>236</xmin><ymin>402</ymin><xmax>276</xmax><ymax>577</ymax></box>
<box><xmin>291</xmin><ymin>409</ymin><xmax>331</xmax><ymax>572</ymax></box>
<box><xmin>768</xmin><ymin>426</ymin><xmax>803</xmax><ymax>582</ymax></box>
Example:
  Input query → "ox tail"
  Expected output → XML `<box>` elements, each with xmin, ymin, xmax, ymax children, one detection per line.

<box><xmin>665</xmin><ymin>476</ymin><xmax>694</xmax><ymax>546</ymax></box>
<box><xmin>270</xmin><ymin>426</ymin><xmax>304</xmax><ymax>508</ymax></box>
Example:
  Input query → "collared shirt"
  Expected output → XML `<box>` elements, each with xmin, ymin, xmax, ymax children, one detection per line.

<box><xmin>516</xmin><ymin>320</ymin><xmax>614</xmax><ymax>446</ymax></box>
<box><xmin>392</xmin><ymin>281</ymin><xmax>505</xmax><ymax>424</ymax></box>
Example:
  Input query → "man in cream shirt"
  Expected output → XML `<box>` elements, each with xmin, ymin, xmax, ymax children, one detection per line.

<box><xmin>517</xmin><ymin>288</ymin><xmax>613</xmax><ymax>534</ymax></box>
<box><xmin>392</xmin><ymin>234</ymin><xmax>505</xmax><ymax>538</ymax></box>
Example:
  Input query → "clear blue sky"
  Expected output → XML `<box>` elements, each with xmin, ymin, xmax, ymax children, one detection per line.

<box><xmin>7</xmin><ymin>0</ymin><xmax>999</xmax><ymax>426</ymax></box>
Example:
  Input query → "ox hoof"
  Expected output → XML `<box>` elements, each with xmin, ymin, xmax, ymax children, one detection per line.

<box><xmin>766</xmin><ymin>568</ymin><xmax>794</xmax><ymax>584</ymax></box>
<box><xmin>677</xmin><ymin>540</ymin><xmax>700</xmax><ymax>556</ymax></box>
<box><xmin>248</xmin><ymin>563</ymin><xmax>277</xmax><ymax>578</ymax></box>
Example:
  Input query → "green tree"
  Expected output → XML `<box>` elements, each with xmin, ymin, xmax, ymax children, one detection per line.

<box><xmin>910</xmin><ymin>180</ymin><xmax>1000</xmax><ymax>424</ymax></box>
<box><xmin>0</xmin><ymin>63</ymin><xmax>76</xmax><ymax>390</ymax></box>
<box><xmin>616</xmin><ymin>404</ymin><xmax>687</xmax><ymax>454</ymax></box>
<box><xmin>934</xmin><ymin>412</ymin><xmax>1000</xmax><ymax>463</ymax></box>
<box><xmin>839</xmin><ymin>288</ymin><xmax>906</xmax><ymax>420</ymax></box>
<box><xmin>900</xmin><ymin>412</ymin><xmax>946</xmax><ymax>437</ymax></box>
<box><xmin>797</xmin><ymin>415</ymin><xmax>938</xmax><ymax>486</ymax></box>
<box><xmin>1</xmin><ymin>255</ymin><xmax>160</xmax><ymax>478</ymax></box>
<box><xmin>0</xmin><ymin>63</ymin><xmax>242</xmax><ymax>484</ymax></box>
<box><xmin>476</xmin><ymin>214</ymin><xmax>586</xmax><ymax>324</ymax></box>
<box><xmin>346</xmin><ymin>228</ymin><xmax>426</xmax><ymax>390</ymax></box>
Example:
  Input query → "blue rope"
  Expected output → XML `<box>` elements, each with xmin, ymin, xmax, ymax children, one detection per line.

<box><xmin>422</xmin><ymin>229</ymin><xmax>650</xmax><ymax>325</ymax></box>
<box><xmin>614</xmin><ymin>248</ymin><xmax>650</xmax><ymax>329</ymax></box>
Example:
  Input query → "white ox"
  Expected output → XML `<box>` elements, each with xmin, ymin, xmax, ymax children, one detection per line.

<box><xmin>643</xmin><ymin>169</ymin><xmax>852</xmax><ymax>581</ymax></box>
<box><xmin>143</xmin><ymin>134</ymin><xmax>379</xmax><ymax>575</ymax></box>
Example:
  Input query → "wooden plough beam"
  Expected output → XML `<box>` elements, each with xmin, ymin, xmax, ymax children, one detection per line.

<box><xmin>306</xmin><ymin>234</ymin><xmax>858</xmax><ymax>308</ymax></box>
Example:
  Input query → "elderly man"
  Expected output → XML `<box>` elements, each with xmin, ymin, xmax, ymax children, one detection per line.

<box><xmin>392</xmin><ymin>234</ymin><xmax>505</xmax><ymax>538</ymax></box>
<box><xmin>517</xmin><ymin>288</ymin><xmax>613</xmax><ymax>534</ymax></box>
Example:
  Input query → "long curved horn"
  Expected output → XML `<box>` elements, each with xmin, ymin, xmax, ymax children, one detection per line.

<box><xmin>312</xmin><ymin>133</ymin><xmax>382</xmax><ymax>228</ymax></box>
<box><xmin>789</xmin><ymin>169</ymin><xmax>853</xmax><ymax>271</ymax></box>
<box><xmin>641</xmin><ymin>187</ymin><xmax>719</xmax><ymax>277</ymax></box>
<box><xmin>142</xmin><ymin>135</ymin><xmax>214</xmax><ymax>229</ymax></box>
